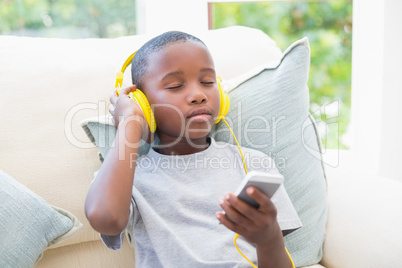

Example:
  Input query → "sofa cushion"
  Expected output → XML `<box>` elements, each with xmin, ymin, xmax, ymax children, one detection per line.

<box><xmin>322</xmin><ymin>169</ymin><xmax>402</xmax><ymax>268</ymax></box>
<box><xmin>81</xmin><ymin>38</ymin><xmax>327</xmax><ymax>267</ymax></box>
<box><xmin>36</xmin><ymin>240</ymin><xmax>135</xmax><ymax>268</ymax></box>
<box><xmin>0</xmin><ymin>170</ymin><xmax>81</xmax><ymax>268</ymax></box>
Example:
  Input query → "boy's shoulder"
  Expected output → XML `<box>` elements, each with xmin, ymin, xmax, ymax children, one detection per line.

<box><xmin>212</xmin><ymin>138</ymin><xmax>268</xmax><ymax>157</ymax></box>
<box><xmin>212</xmin><ymin>138</ymin><xmax>277</xmax><ymax>173</ymax></box>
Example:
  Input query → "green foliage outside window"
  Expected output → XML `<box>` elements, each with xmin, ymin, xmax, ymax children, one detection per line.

<box><xmin>0</xmin><ymin>0</ymin><xmax>136</xmax><ymax>38</ymax></box>
<box><xmin>212</xmin><ymin>2</ymin><xmax>353</xmax><ymax>149</ymax></box>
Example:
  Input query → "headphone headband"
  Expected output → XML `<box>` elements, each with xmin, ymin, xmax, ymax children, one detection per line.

<box><xmin>115</xmin><ymin>51</ymin><xmax>137</xmax><ymax>88</ymax></box>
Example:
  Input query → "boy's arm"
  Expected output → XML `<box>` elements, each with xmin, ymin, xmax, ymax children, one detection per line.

<box><xmin>85</xmin><ymin>86</ymin><xmax>150</xmax><ymax>236</ymax></box>
<box><xmin>85</xmin><ymin>120</ymin><xmax>141</xmax><ymax>235</ymax></box>
<box><xmin>216</xmin><ymin>187</ymin><xmax>293</xmax><ymax>268</ymax></box>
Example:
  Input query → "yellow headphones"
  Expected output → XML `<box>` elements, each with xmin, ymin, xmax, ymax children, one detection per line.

<box><xmin>115</xmin><ymin>51</ymin><xmax>230</xmax><ymax>133</ymax></box>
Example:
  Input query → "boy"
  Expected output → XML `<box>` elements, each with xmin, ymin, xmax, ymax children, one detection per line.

<box><xmin>85</xmin><ymin>31</ymin><xmax>302</xmax><ymax>268</ymax></box>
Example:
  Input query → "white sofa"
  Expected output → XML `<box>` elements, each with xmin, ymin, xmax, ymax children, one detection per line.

<box><xmin>1</xmin><ymin>26</ymin><xmax>401</xmax><ymax>268</ymax></box>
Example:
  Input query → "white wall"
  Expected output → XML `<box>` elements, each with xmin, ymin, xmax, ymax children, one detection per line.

<box><xmin>135</xmin><ymin>0</ymin><xmax>208</xmax><ymax>36</ymax></box>
<box><xmin>350</xmin><ymin>0</ymin><xmax>384</xmax><ymax>175</ymax></box>
<box><xmin>379</xmin><ymin>0</ymin><xmax>402</xmax><ymax>180</ymax></box>
<box><xmin>351</xmin><ymin>0</ymin><xmax>402</xmax><ymax>181</ymax></box>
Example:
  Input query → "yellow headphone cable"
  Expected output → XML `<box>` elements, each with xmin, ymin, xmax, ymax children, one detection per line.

<box><xmin>221</xmin><ymin>118</ymin><xmax>295</xmax><ymax>268</ymax></box>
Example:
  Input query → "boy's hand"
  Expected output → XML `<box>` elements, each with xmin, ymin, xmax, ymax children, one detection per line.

<box><xmin>109</xmin><ymin>85</ymin><xmax>153</xmax><ymax>143</ymax></box>
<box><xmin>216</xmin><ymin>187</ymin><xmax>282</xmax><ymax>248</ymax></box>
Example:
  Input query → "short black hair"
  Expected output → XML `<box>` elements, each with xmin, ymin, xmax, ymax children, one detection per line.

<box><xmin>131</xmin><ymin>31</ymin><xmax>206</xmax><ymax>89</ymax></box>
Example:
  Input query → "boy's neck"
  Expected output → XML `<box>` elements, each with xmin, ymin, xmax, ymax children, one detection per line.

<box><xmin>154</xmin><ymin>136</ymin><xmax>211</xmax><ymax>155</ymax></box>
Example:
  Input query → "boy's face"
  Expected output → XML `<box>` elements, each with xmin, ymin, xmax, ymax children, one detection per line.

<box><xmin>141</xmin><ymin>41</ymin><xmax>220</xmax><ymax>143</ymax></box>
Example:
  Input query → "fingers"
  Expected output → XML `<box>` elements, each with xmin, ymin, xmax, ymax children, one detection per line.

<box><xmin>246</xmin><ymin>187</ymin><xmax>277</xmax><ymax>215</ymax></box>
<box><xmin>110</xmin><ymin>90</ymin><xmax>118</xmax><ymax>105</ymax></box>
<box><xmin>109</xmin><ymin>85</ymin><xmax>138</xmax><ymax>118</ymax></box>
<box><xmin>108</xmin><ymin>85</ymin><xmax>150</xmax><ymax>136</ymax></box>
<box><xmin>216</xmin><ymin>211</ymin><xmax>247</xmax><ymax>235</ymax></box>
<box><xmin>217</xmin><ymin>188</ymin><xmax>277</xmax><ymax>229</ymax></box>
<box><xmin>110</xmin><ymin>85</ymin><xmax>137</xmax><ymax>104</ymax></box>
<box><xmin>121</xmin><ymin>85</ymin><xmax>137</xmax><ymax>97</ymax></box>
<box><xmin>219</xmin><ymin>194</ymin><xmax>256</xmax><ymax>227</ymax></box>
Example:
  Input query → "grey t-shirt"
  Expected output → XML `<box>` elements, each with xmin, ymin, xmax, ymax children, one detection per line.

<box><xmin>101</xmin><ymin>138</ymin><xmax>302</xmax><ymax>267</ymax></box>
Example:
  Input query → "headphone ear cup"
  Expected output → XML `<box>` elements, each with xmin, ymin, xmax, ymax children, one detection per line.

<box><xmin>129</xmin><ymin>90</ymin><xmax>157</xmax><ymax>133</ymax></box>
<box><xmin>215</xmin><ymin>79</ymin><xmax>230</xmax><ymax>124</ymax></box>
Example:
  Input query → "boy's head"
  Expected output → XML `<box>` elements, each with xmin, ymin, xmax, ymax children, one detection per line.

<box><xmin>130</xmin><ymin>31</ymin><xmax>221</xmax><ymax>144</ymax></box>
<box><xmin>131</xmin><ymin>31</ymin><xmax>206</xmax><ymax>89</ymax></box>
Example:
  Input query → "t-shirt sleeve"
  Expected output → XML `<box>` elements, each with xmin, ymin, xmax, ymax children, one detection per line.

<box><xmin>100</xmin><ymin>197</ymin><xmax>135</xmax><ymax>250</ymax></box>
<box><xmin>266</xmin><ymin>160</ymin><xmax>303</xmax><ymax>235</ymax></box>
<box><xmin>271</xmin><ymin>184</ymin><xmax>302</xmax><ymax>235</ymax></box>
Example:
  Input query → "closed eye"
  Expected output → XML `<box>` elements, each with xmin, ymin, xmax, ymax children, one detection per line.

<box><xmin>201</xmin><ymin>81</ymin><xmax>214</xmax><ymax>85</ymax></box>
<box><xmin>166</xmin><ymin>85</ymin><xmax>183</xmax><ymax>90</ymax></box>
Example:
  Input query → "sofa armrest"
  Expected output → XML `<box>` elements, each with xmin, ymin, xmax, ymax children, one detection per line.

<box><xmin>321</xmin><ymin>169</ymin><xmax>402</xmax><ymax>268</ymax></box>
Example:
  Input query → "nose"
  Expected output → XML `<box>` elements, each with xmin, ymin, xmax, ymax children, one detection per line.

<box><xmin>187</xmin><ymin>83</ymin><xmax>207</xmax><ymax>104</ymax></box>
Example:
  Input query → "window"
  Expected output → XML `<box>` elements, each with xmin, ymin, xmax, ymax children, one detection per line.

<box><xmin>0</xmin><ymin>0</ymin><xmax>136</xmax><ymax>38</ymax></box>
<box><xmin>5</xmin><ymin>0</ymin><xmax>399</xmax><ymax>177</ymax></box>
<box><xmin>209</xmin><ymin>1</ymin><xmax>353</xmax><ymax>150</ymax></box>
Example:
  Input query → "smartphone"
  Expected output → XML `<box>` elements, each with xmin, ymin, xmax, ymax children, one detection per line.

<box><xmin>234</xmin><ymin>171</ymin><xmax>284</xmax><ymax>209</ymax></box>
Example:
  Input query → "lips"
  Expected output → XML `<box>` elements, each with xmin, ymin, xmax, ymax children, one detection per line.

<box><xmin>187</xmin><ymin>107</ymin><xmax>213</xmax><ymax>119</ymax></box>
